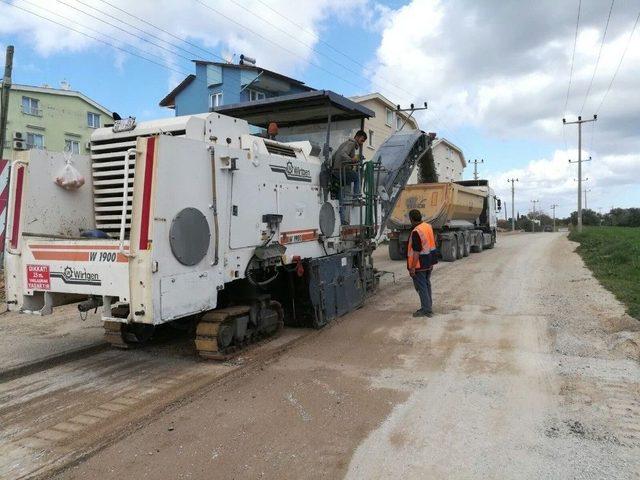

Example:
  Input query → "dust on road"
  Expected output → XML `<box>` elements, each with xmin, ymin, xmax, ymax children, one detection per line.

<box><xmin>36</xmin><ymin>233</ymin><xmax>640</xmax><ymax>478</ymax></box>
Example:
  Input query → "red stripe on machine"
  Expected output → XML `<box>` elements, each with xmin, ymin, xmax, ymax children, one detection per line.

<box><xmin>0</xmin><ymin>184</ymin><xmax>9</xmax><ymax>212</ymax></box>
<box><xmin>0</xmin><ymin>159</ymin><xmax>8</xmax><ymax>177</ymax></box>
<box><xmin>10</xmin><ymin>166</ymin><xmax>25</xmax><ymax>249</ymax></box>
<box><xmin>29</xmin><ymin>244</ymin><xmax>127</xmax><ymax>251</ymax></box>
<box><xmin>139</xmin><ymin>137</ymin><xmax>156</xmax><ymax>250</ymax></box>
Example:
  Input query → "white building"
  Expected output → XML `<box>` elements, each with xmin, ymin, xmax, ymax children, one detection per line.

<box><xmin>407</xmin><ymin>137</ymin><xmax>466</xmax><ymax>184</ymax></box>
<box><xmin>349</xmin><ymin>93</ymin><xmax>420</xmax><ymax>160</ymax></box>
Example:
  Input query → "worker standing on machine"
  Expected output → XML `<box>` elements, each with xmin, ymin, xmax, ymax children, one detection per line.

<box><xmin>407</xmin><ymin>209</ymin><xmax>437</xmax><ymax>317</ymax></box>
<box><xmin>331</xmin><ymin>130</ymin><xmax>367</xmax><ymax>224</ymax></box>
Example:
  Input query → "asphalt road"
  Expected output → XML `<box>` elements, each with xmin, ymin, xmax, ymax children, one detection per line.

<box><xmin>50</xmin><ymin>232</ymin><xmax>639</xmax><ymax>479</ymax></box>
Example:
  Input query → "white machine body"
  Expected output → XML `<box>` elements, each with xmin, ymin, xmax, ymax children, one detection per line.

<box><xmin>4</xmin><ymin>113</ymin><xmax>362</xmax><ymax>324</ymax></box>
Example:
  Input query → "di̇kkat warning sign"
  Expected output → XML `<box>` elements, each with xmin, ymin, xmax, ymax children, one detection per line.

<box><xmin>27</xmin><ymin>264</ymin><xmax>51</xmax><ymax>290</ymax></box>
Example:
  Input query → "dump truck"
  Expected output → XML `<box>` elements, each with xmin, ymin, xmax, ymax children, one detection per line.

<box><xmin>387</xmin><ymin>180</ymin><xmax>501</xmax><ymax>261</ymax></box>
<box><xmin>4</xmin><ymin>106</ymin><xmax>429</xmax><ymax>358</ymax></box>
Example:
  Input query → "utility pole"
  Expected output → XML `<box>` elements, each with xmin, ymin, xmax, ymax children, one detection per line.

<box><xmin>504</xmin><ymin>201</ymin><xmax>508</xmax><ymax>221</ymax></box>
<box><xmin>471</xmin><ymin>158</ymin><xmax>484</xmax><ymax>180</ymax></box>
<box><xmin>564</xmin><ymin>115</ymin><xmax>597</xmax><ymax>232</ymax></box>
<box><xmin>508</xmin><ymin>178</ymin><xmax>518</xmax><ymax>231</ymax></box>
<box><xmin>584</xmin><ymin>188</ymin><xmax>591</xmax><ymax>210</ymax></box>
<box><xmin>550</xmin><ymin>204</ymin><xmax>559</xmax><ymax>232</ymax></box>
<box><xmin>0</xmin><ymin>45</ymin><xmax>14</xmax><ymax>264</ymax></box>
<box><xmin>531</xmin><ymin>199</ymin><xmax>539</xmax><ymax>232</ymax></box>
<box><xmin>0</xmin><ymin>45</ymin><xmax>14</xmax><ymax>163</ymax></box>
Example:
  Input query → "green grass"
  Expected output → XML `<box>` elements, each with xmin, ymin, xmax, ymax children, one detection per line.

<box><xmin>569</xmin><ymin>227</ymin><xmax>640</xmax><ymax>320</ymax></box>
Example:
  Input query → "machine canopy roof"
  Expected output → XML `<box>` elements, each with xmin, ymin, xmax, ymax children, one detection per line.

<box><xmin>214</xmin><ymin>90</ymin><xmax>375</xmax><ymax>128</ymax></box>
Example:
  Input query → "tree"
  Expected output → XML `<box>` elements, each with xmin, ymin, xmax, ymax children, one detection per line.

<box><xmin>569</xmin><ymin>209</ymin><xmax>601</xmax><ymax>226</ymax></box>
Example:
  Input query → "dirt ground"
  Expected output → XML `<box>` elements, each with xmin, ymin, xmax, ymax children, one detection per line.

<box><xmin>0</xmin><ymin>303</ymin><xmax>103</xmax><ymax>372</ymax></box>
<box><xmin>50</xmin><ymin>232</ymin><xmax>640</xmax><ymax>479</ymax></box>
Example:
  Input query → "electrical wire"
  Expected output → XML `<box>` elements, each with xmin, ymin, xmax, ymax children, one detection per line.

<box><xmin>228</xmin><ymin>0</ymin><xmax>413</xmax><ymax>105</ymax></box>
<box><xmin>14</xmin><ymin>0</ymin><xmax>201</xmax><ymax>83</ymax></box>
<box><xmin>579</xmin><ymin>0</ymin><xmax>615</xmax><ymax>115</ymax></box>
<box><xmin>93</xmin><ymin>0</ymin><xmax>466</xmax><ymax>152</ymax></box>
<box><xmin>595</xmin><ymin>9</ymin><xmax>640</xmax><ymax>114</ymax></box>
<box><xmin>56</xmin><ymin>0</ymin><xmax>195</xmax><ymax>63</ymax></box>
<box><xmin>3</xmin><ymin>0</ymin><xmax>195</xmax><ymax>80</ymax></box>
<box><xmin>564</xmin><ymin>0</ymin><xmax>582</xmax><ymax>116</ymax></box>
<box><xmin>96</xmin><ymin>0</ymin><xmax>223</xmax><ymax>61</ymax></box>
<box><xmin>250</xmin><ymin>0</ymin><xmax>468</xmax><ymax>151</ymax></box>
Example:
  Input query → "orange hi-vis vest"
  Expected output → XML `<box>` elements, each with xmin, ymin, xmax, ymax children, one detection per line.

<box><xmin>407</xmin><ymin>222</ymin><xmax>437</xmax><ymax>271</ymax></box>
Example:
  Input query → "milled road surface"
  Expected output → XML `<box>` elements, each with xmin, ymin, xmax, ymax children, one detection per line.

<box><xmin>47</xmin><ymin>232</ymin><xmax>640</xmax><ymax>480</ymax></box>
<box><xmin>3</xmin><ymin>233</ymin><xmax>639</xmax><ymax>479</ymax></box>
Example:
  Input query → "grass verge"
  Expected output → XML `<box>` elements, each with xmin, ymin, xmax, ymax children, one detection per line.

<box><xmin>569</xmin><ymin>227</ymin><xmax>640</xmax><ymax>320</ymax></box>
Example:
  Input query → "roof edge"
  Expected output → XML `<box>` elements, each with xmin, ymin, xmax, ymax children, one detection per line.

<box><xmin>11</xmin><ymin>84</ymin><xmax>113</xmax><ymax>116</ymax></box>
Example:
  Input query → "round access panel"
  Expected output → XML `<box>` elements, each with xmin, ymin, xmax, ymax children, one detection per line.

<box><xmin>169</xmin><ymin>207</ymin><xmax>211</xmax><ymax>266</ymax></box>
<box><xmin>319</xmin><ymin>202</ymin><xmax>336</xmax><ymax>237</ymax></box>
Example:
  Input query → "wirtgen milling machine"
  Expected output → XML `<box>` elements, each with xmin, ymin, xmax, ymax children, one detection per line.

<box><xmin>4</xmin><ymin>102</ymin><xmax>429</xmax><ymax>359</ymax></box>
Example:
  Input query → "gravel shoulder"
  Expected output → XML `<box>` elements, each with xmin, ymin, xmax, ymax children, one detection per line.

<box><xmin>50</xmin><ymin>232</ymin><xmax>640</xmax><ymax>479</ymax></box>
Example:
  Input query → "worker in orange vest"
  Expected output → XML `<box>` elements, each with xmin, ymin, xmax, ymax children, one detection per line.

<box><xmin>407</xmin><ymin>209</ymin><xmax>438</xmax><ymax>317</ymax></box>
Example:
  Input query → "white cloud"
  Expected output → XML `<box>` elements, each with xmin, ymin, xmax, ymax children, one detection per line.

<box><xmin>371</xmin><ymin>0</ymin><xmax>640</xmax><ymax>152</ymax></box>
<box><xmin>0</xmin><ymin>0</ymin><xmax>367</xmax><ymax>88</ymax></box>
<box><xmin>489</xmin><ymin>149</ymin><xmax>640</xmax><ymax>217</ymax></box>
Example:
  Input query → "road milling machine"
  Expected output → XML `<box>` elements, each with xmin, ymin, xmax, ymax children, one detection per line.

<box><xmin>4</xmin><ymin>98</ymin><xmax>430</xmax><ymax>359</ymax></box>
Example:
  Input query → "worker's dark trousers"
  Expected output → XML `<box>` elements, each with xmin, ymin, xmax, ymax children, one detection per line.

<box><xmin>412</xmin><ymin>269</ymin><xmax>432</xmax><ymax>313</ymax></box>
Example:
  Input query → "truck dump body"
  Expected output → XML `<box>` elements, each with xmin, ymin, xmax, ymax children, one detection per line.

<box><xmin>388</xmin><ymin>182</ymin><xmax>486</xmax><ymax>230</ymax></box>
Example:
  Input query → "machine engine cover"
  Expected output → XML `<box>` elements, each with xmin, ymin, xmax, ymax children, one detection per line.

<box><xmin>319</xmin><ymin>202</ymin><xmax>336</xmax><ymax>238</ymax></box>
<box><xmin>169</xmin><ymin>207</ymin><xmax>211</xmax><ymax>266</ymax></box>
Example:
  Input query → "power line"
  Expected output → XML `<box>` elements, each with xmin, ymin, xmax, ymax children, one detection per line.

<box><xmin>194</xmin><ymin>0</ymin><xmax>371</xmax><ymax>94</ymax></box>
<box><xmin>17</xmin><ymin>0</ymin><xmax>199</xmax><ymax>78</ymax></box>
<box><xmin>96</xmin><ymin>0</ymin><xmax>224</xmax><ymax>61</ymax></box>
<box><xmin>227</xmin><ymin>0</ymin><xmax>409</xmax><ymax>101</ymax></box>
<box><xmin>595</xmin><ymin>9</ymin><xmax>640</xmax><ymax>114</ymax></box>
<box><xmin>564</xmin><ymin>0</ymin><xmax>582</xmax><ymax>116</ymax></box>
<box><xmin>254</xmin><ymin>0</ymin><xmax>370</xmax><ymax>73</ymax></box>
<box><xmin>198</xmin><ymin>0</ymin><xmax>465</xmax><ymax>151</ymax></box>
<box><xmin>580</xmin><ymin>0</ymin><xmax>615</xmax><ymax>115</ymax></box>
<box><xmin>3</xmin><ymin>1</ymin><xmax>196</xmax><ymax>81</ymax></box>
<box><xmin>56</xmin><ymin>0</ymin><xmax>201</xmax><ymax>63</ymax></box>
<box><xmin>254</xmin><ymin>0</ymin><xmax>463</xmax><ymax>140</ymax></box>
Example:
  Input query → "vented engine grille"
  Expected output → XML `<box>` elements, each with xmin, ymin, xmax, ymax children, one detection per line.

<box><xmin>90</xmin><ymin>130</ymin><xmax>186</xmax><ymax>238</ymax></box>
<box><xmin>265</xmin><ymin>142</ymin><xmax>297</xmax><ymax>158</ymax></box>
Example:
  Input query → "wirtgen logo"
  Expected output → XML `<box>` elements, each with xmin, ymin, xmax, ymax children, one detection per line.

<box><xmin>51</xmin><ymin>266</ymin><xmax>102</xmax><ymax>286</ymax></box>
<box><xmin>270</xmin><ymin>161</ymin><xmax>312</xmax><ymax>182</ymax></box>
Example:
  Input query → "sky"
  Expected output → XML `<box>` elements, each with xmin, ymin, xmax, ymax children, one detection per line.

<box><xmin>0</xmin><ymin>0</ymin><xmax>638</xmax><ymax>218</ymax></box>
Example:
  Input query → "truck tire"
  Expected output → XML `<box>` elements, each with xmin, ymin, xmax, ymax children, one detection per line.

<box><xmin>485</xmin><ymin>232</ymin><xmax>496</xmax><ymax>249</ymax></box>
<box><xmin>471</xmin><ymin>232</ymin><xmax>483</xmax><ymax>253</ymax></box>
<box><xmin>388</xmin><ymin>239</ymin><xmax>404</xmax><ymax>261</ymax></box>
<box><xmin>462</xmin><ymin>232</ymin><xmax>471</xmax><ymax>257</ymax></box>
<box><xmin>441</xmin><ymin>238</ymin><xmax>457</xmax><ymax>262</ymax></box>
<box><xmin>455</xmin><ymin>233</ymin><xmax>464</xmax><ymax>259</ymax></box>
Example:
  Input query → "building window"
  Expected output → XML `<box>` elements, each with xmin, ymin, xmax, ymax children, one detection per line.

<box><xmin>368</xmin><ymin>129</ymin><xmax>374</xmax><ymax>148</ymax></box>
<box><xmin>65</xmin><ymin>139</ymin><xmax>80</xmax><ymax>154</ymax></box>
<box><xmin>87</xmin><ymin>112</ymin><xmax>101</xmax><ymax>128</ymax></box>
<box><xmin>248</xmin><ymin>89</ymin><xmax>266</xmax><ymax>102</ymax></box>
<box><xmin>209</xmin><ymin>92</ymin><xmax>223</xmax><ymax>109</ymax></box>
<box><xmin>26</xmin><ymin>132</ymin><xmax>44</xmax><ymax>150</ymax></box>
<box><xmin>385</xmin><ymin>108</ymin><xmax>394</xmax><ymax>127</ymax></box>
<box><xmin>21</xmin><ymin>96</ymin><xmax>42</xmax><ymax>116</ymax></box>
<box><xmin>396</xmin><ymin>115</ymin><xmax>404</xmax><ymax>130</ymax></box>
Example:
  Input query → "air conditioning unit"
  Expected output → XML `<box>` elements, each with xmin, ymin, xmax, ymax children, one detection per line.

<box><xmin>13</xmin><ymin>131</ymin><xmax>24</xmax><ymax>140</ymax></box>
<box><xmin>13</xmin><ymin>140</ymin><xmax>26</xmax><ymax>150</ymax></box>
<box><xmin>85</xmin><ymin>141</ymin><xmax>91</xmax><ymax>150</ymax></box>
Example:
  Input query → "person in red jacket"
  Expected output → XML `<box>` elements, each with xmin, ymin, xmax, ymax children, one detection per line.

<box><xmin>407</xmin><ymin>209</ymin><xmax>438</xmax><ymax>317</ymax></box>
